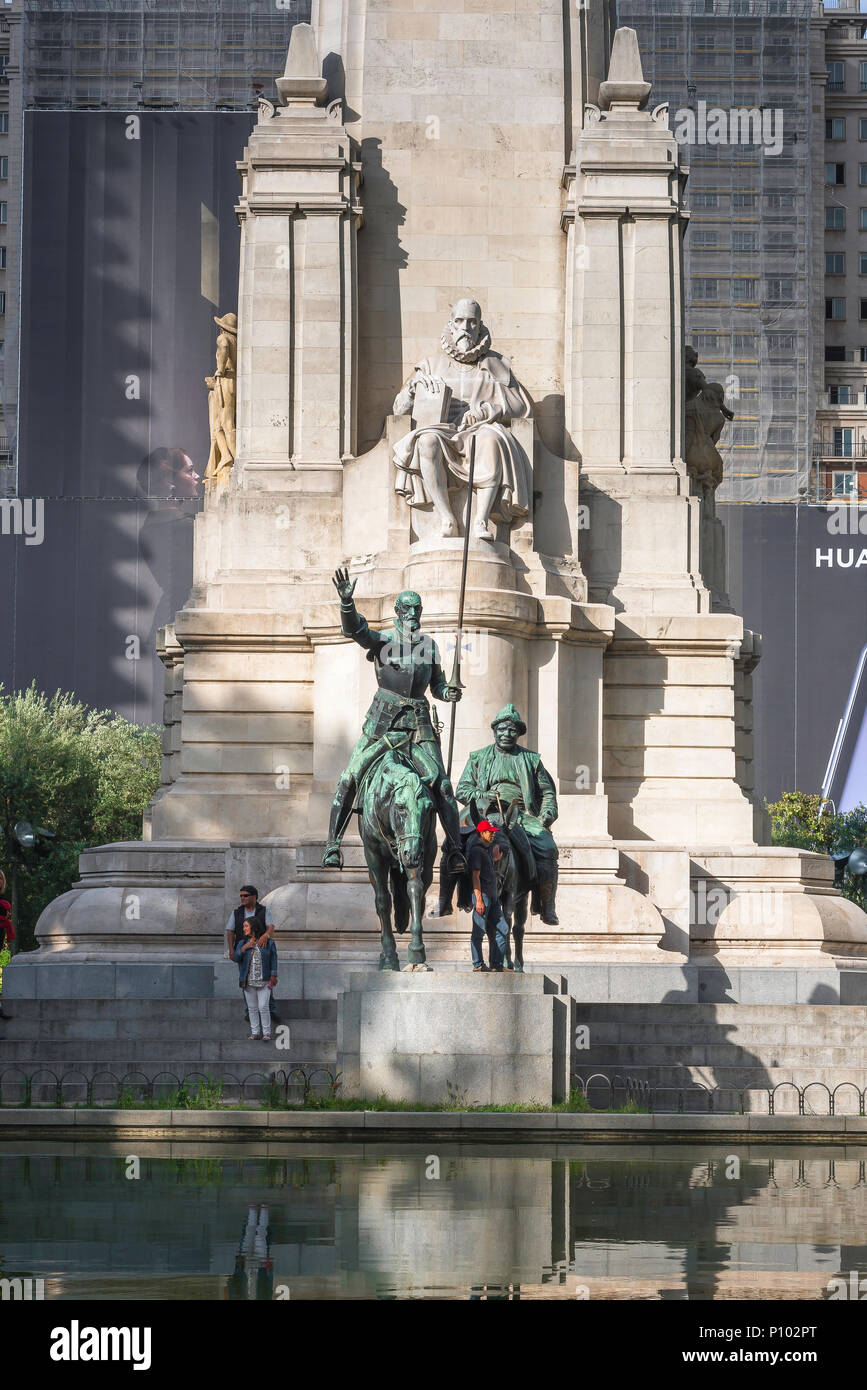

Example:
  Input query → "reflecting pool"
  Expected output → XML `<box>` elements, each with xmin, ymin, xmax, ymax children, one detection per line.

<box><xmin>2</xmin><ymin>1143</ymin><xmax>867</xmax><ymax>1299</ymax></box>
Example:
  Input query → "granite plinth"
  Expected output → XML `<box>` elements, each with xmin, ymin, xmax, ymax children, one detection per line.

<box><xmin>337</xmin><ymin>971</ymin><xmax>570</xmax><ymax>1107</ymax></box>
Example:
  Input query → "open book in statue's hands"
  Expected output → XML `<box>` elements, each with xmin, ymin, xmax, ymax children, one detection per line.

<box><xmin>411</xmin><ymin>377</ymin><xmax>452</xmax><ymax>428</ymax></box>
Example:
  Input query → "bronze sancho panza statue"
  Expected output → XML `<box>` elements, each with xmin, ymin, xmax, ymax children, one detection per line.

<box><xmin>456</xmin><ymin>703</ymin><xmax>560</xmax><ymax>925</ymax></box>
<box><xmin>322</xmin><ymin>569</ymin><xmax>465</xmax><ymax>868</ymax></box>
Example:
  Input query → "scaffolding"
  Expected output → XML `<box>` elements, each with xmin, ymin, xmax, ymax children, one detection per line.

<box><xmin>618</xmin><ymin>0</ymin><xmax>815</xmax><ymax>503</ymax></box>
<box><xmin>22</xmin><ymin>0</ymin><xmax>310</xmax><ymax>111</ymax></box>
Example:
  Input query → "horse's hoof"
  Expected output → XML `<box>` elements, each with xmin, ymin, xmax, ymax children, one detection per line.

<box><xmin>379</xmin><ymin>954</ymin><xmax>400</xmax><ymax>972</ymax></box>
<box><xmin>514</xmin><ymin>963</ymin><xmax>524</xmax><ymax>974</ymax></box>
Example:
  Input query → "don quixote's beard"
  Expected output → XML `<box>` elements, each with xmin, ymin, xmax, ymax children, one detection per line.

<box><xmin>441</xmin><ymin>323</ymin><xmax>492</xmax><ymax>365</ymax></box>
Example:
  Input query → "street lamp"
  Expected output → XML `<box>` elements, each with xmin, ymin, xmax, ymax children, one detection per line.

<box><xmin>4</xmin><ymin>821</ymin><xmax>56</xmax><ymax>954</ymax></box>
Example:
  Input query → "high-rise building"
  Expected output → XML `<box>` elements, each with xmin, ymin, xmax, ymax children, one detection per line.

<box><xmin>813</xmin><ymin>0</ymin><xmax>867</xmax><ymax>501</ymax></box>
<box><xmin>619</xmin><ymin>0</ymin><xmax>816</xmax><ymax>504</ymax></box>
<box><xmin>0</xmin><ymin>0</ymin><xmax>20</xmax><ymax>499</ymax></box>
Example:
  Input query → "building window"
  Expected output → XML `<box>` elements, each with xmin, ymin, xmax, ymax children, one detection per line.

<box><xmin>734</xmin><ymin>277</ymin><xmax>758</xmax><ymax>300</ymax></box>
<box><xmin>733</xmin><ymin>230</ymin><xmax>758</xmax><ymax>252</ymax></box>
<box><xmin>767</xmin><ymin>278</ymin><xmax>793</xmax><ymax>299</ymax></box>
<box><xmin>861</xmin><ymin>60</ymin><xmax>867</xmax><ymax>91</ymax></box>
<box><xmin>834</xmin><ymin>428</ymin><xmax>855</xmax><ymax>457</ymax></box>
<box><xmin>768</xmin><ymin>427</ymin><xmax>795</xmax><ymax>446</ymax></box>
<box><xmin>691</xmin><ymin>193</ymin><xmax>719</xmax><ymax>208</ymax></box>
<box><xmin>827</xmin><ymin>117</ymin><xmax>846</xmax><ymax>140</ymax></box>
<box><xmin>829</xmin><ymin>61</ymin><xmax>845</xmax><ymax>92</ymax></box>
<box><xmin>827</xmin><ymin>297</ymin><xmax>847</xmax><ymax>319</ymax></box>
<box><xmin>861</xmin><ymin>348</ymin><xmax>867</xmax><ymax>363</ymax></box>
<box><xmin>691</xmin><ymin>230</ymin><xmax>718</xmax><ymax>248</ymax></box>
<box><xmin>860</xmin><ymin>298</ymin><xmax>867</xmax><ymax>319</ymax></box>
<box><xmin>830</xmin><ymin>385</ymin><xmax>856</xmax><ymax>404</ymax></box>
<box><xmin>0</xmin><ymin>203</ymin><xmax>8</xmax><ymax>226</ymax></box>
<box><xmin>827</xmin><ymin>253</ymin><xmax>846</xmax><ymax>275</ymax></box>
<box><xmin>0</xmin><ymin>247</ymin><xmax>7</xmax><ymax>271</ymax></box>
<box><xmin>0</xmin><ymin>114</ymin><xmax>8</xmax><ymax>136</ymax></box>
<box><xmin>693</xmin><ymin>333</ymin><xmax>719</xmax><ymax>350</ymax></box>
<box><xmin>732</xmin><ymin>192</ymin><xmax>758</xmax><ymax>208</ymax></box>
<box><xmin>833</xmin><ymin>471</ymin><xmax>857</xmax><ymax>497</ymax></box>
<box><xmin>733</xmin><ymin>427</ymin><xmax>757</xmax><ymax>445</ymax></box>
<box><xmin>827</xmin><ymin>163</ymin><xmax>846</xmax><ymax>185</ymax></box>
<box><xmin>693</xmin><ymin>278</ymin><xmax>720</xmax><ymax>300</ymax></box>
<box><xmin>827</xmin><ymin>206</ymin><xmax>846</xmax><ymax>230</ymax></box>
<box><xmin>826</xmin><ymin>346</ymin><xmax>847</xmax><ymax>361</ymax></box>
<box><xmin>733</xmin><ymin>333</ymin><xmax>756</xmax><ymax>353</ymax></box>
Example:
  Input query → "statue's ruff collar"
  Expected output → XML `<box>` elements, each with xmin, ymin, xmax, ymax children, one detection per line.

<box><xmin>441</xmin><ymin>325</ymin><xmax>492</xmax><ymax>365</ymax></box>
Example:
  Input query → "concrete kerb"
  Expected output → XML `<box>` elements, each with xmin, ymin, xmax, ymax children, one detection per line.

<box><xmin>0</xmin><ymin>1110</ymin><xmax>864</xmax><ymax>1142</ymax></box>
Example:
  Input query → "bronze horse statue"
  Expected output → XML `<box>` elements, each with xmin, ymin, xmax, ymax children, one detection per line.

<box><xmin>359</xmin><ymin>748</ymin><xmax>438</xmax><ymax>971</ymax></box>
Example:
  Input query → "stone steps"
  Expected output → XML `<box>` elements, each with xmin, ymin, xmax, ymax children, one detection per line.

<box><xmin>574</xmin><ymin>1003</ymin><xmax>867</xmax><ymax>1026</ymax></box>
<box><xmin>575</xmin><ymin>1022</ymin><xmax>867</xmax><ymax>1045</ymax></box>
<box><xmin>0</xmin><ymin>999</ymin><xmax>337</xmax><ymax>1022</ymax></box>
<box><xmin>573</xmin><ymin>1043</ymin><xmax>866</xmax><ymax>1066</ymax></box>
<box><xmin>0</xmin><ymin>1016</ymin><xmax>336</xmax><ymax>1044</ymax></box>
<box><xmin>0</xmin><ymin>995</ymin><xmax>339</xmax><ymax>1080</ymax></box>
<box><xmin>0</xmin><ymin>1037</ymin><xmax>338</xmax><ymax>1063</ymax></box>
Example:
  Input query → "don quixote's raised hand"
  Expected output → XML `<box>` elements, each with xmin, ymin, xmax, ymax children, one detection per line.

<box><xmin>332</xmin><ymin>567</ymin><xmax>358</xmax><ymax>604</ymax></box>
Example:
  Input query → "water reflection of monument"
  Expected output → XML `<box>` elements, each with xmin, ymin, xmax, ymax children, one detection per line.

<box><xmin>7</xmin><ymin>1148</ymin><xmax>867</xmax><ymax>1300</ymax></box>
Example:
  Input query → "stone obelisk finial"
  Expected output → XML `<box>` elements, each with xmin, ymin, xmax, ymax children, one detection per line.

<box><xmin>276</xmin><ymin>22</ymin><xmax>328</xmax><ymax>107</ymax></box>
<box><xmin>598</xmin><ymin>27</ymin><xmax>652</xmax><ymax>111</ymax></box>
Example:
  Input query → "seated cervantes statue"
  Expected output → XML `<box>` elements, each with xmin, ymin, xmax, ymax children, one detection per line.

<box><xmin>392</xmin><ymin>297</ymin><xmax>533</xmax><ymax>540</ymax></box>
<box><xmin>455</xmin><ymin>703</ymin><xmax>560</xmax><ymax>926</ymax></box>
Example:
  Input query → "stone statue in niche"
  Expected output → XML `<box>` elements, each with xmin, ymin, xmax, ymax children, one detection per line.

<box><xmin>392</xmin><ymin>297</ymin><xmax>533</xmax><ymax>540</ymax></box>
<box><xmin>204</xmin><ymin>311</ymin><xmax>238</xmax><ymax>493</ymax></box>
<box><xmin>684</xmin><ymin>346</ymin><xmax>734</xmax><ymax>492</ymax></box>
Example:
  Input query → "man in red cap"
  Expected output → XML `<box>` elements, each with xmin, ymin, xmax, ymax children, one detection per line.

<box><xmin>467</xmin><ymin>821</ymin><xmax>510</xmax><ymax>972</ymax></box>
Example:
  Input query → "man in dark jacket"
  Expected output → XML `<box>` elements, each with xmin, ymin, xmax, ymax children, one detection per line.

<box><xmin>467</xmin><ymin>821</ymin><xmax>510</xmax><ymax>972</ymax></box>
<box><xmin>224</xmin><ymin>886</ymin><xmax>277</xmax><ymax>1023</ymax></box>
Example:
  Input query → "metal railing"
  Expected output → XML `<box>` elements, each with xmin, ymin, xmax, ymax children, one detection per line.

<box><xmin>574</xmin><ymin>1072</ymin><xmax>867</xmax><ymax>1116</ymax></box>
<box><xmin>0</xmin><ymin>1066</ymin><xmax>342</xmax><ymax>1109</ymax></box>
<box><xmin>0</xmin><ymin>1067</ymin><xmax>864</xmax><ymax>1116</ymax></box>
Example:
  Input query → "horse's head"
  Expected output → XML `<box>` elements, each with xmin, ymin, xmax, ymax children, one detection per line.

<box><xmin>382</xmin><ymin>755</ymin><xmax>435</xmax><ymax>873</ymax></box>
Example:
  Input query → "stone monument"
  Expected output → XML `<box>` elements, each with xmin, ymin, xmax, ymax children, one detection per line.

<box><xmin>9</xmin><ymin>11</ymin><xmax>867</xmax><ymax>1102</ymax></box>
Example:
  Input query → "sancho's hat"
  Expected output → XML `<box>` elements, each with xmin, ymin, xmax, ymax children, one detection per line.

<box><xmin>214</xmin><ymin>312</ymin><xmax>238</xmax><ymax>333</ymax></box>
<box><xmin>491</xmin><ymin>703</ymin><xmax>526</xmax><ymax>737</ymax></box>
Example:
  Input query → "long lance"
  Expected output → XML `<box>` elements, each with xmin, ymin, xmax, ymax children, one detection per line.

<box><xmin>446</xmin><ymin>430</ymin><xmax>476</xmax><ymax>780</ymax></box>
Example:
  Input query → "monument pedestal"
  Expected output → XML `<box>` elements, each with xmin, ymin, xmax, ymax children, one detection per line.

<box><xmin>337</xmin><ymin>972</ymin><xmax>571</xmax><ymax>1107</ymax></box>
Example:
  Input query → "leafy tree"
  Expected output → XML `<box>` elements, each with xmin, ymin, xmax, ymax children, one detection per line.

<box><xmin>0</xmin><ymin>684</ymin><xmax>161</xmax><ymax>949</ymax></box>
<box><xmin>766</xmin><ymin>790</ymin><xmax>867</xmax><ymax>907</ymax></box>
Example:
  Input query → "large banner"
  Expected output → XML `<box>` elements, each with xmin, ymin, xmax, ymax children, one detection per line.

<box><xmin>722</xmin><ymin>503</ymin><xmax>867</xmax><ymax>810</ymax></box>
<box><xmin>3</xmin><ymin>112</ymin><xmax>252</xmax><ymax>725</ymax></box>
